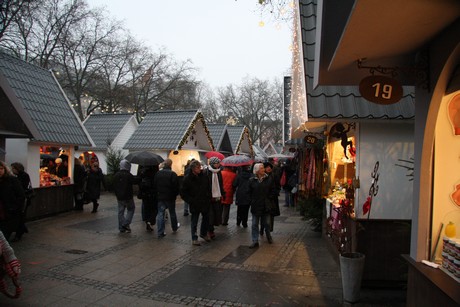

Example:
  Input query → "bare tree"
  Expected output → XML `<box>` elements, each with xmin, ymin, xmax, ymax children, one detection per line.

<box><xmin>217</xmin><ymin>77</ymin><xmax>283</xmax><ymax>146</ymax></box>
<box><xmin>0</xmin><ymin>0</ymin><xmax>32</xmax><ymax>39</ymax></box>
<box><xmin>0</xmin><ymin>0</ymin><xmax>91</xmax><ymax>68</ymax></box>
<box><xmin>54</xmin><ymin>7</ymin><xmax>123</xmax><ymax>119</ymax></box>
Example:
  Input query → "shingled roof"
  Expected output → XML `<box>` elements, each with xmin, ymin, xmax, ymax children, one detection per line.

<box><xmin>124</xmin><ymin>109</ymin><xmax>214</xmax><ymax>151</ymax></box>
<box><xmin>0</xmin><ymin>51</ymin><xmax>93</xmax><ymax>146</ymax></box>
<box><xmin>300</xmin><ymin>0</ymin><xmax>415</xmax><ymax>121</ymax></box>
<box><xmin>226</xmin><ymin>125</ymin><xmax>254</xmax><ymax>156</ymax></box>
<box><xmin>82</xmin><ymin>113</ymin><xmax>137</xmax><ymax>151</ymax></box>
<box><xmin>206</xmin><ymin>123</ymin><xmax>233</xmax><ymax>154</ymax></box>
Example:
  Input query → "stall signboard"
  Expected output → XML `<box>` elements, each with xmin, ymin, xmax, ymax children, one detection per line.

<box><xmin>359</xmin><ymin>75</ymin><xmax>403</xmax><ymax>105</ymax></box>
<box><xmin>304</xmin><ymin>134</ymin><xmax>318</xmax><ymax>145</ymax></box>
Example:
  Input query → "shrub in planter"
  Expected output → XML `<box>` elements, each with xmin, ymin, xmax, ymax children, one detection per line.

<box><xmin>297</xmin><ymin>195</ymin><xmax>324</xmax><ymax>232</ymax></box>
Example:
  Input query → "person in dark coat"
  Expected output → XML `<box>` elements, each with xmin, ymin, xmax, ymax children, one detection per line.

<box><xmin>180</xmin><ymin>160</ymin><xmax>211</xmax><ymax>246</ymax></box>
<box><xmin>113</xmin><ymin>159</ymin><xmax>137</xmax><ymax>233</ymax></box>
<box><xmin>73</xmin><ymin>158</ymin><xmax>87</xmax><ymax>211</ymax></box>
<box><xmin>154</xmin><ymin>158</ymin><xmax>179</xmax><ymax>238</ymax></box>
<box><xmin>282</xmin><ymin>160</ymin><xmax>296</xmax><ymax>207</ymax></box>
<box><xmin>205</xmin><ymin>157</ymin><xmax>225</xmax><ymax>239</ymax></box>
<box><xmin>86</xmin><ymin>161</ymin><xmax>104</xmax><ymax>213</ymax></box>
<box><xmin>138</xmin><ymin>165</ymin><xmax>159</xmax><ymax>232</ymax></box>
<box><xmin>233</xmin><ymin>165</ymin><xmax>252</xmax><ymax>228</ymax></box>
<box><xmin>0</xmin><ymin>161</ymin><xmax>25</xmax><ymax>241</ymax></box>
<box><xmin>248</xmin><ymin>163</ymin><xmax>276</xmax><ymax>248</ymax></box>
<box><xmin>263</xmin><ymin>162</ymin><xmax>281</xmax><ymax>233</ymax></box>
<box><xmin>10</xmin><ymin>162</ymin><xmax>32</xmax><ymax>241</ymax></box>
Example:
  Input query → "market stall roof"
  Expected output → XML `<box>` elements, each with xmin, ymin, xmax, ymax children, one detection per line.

<box><xmin>82</xmin><ymin>113</ymin><xmax>138</xmax><ymax>151</ymax></box>
<box><xmin>226</xmin><ymin>125</ymin><xmax>254</xmax><ymax>156</ymax></box>
<box><xmin>311</xmin><ymin>0</ymin><xmax>460</xmax><ymax>87</ymax></box>
<box><xmin>252</xmin><ymin>144</ymin><xmax>268</xmax><ymax>161</ymax></box>
<box><xmin>206</xmin><ymin>123</ymin><xmax>233</xmax><ymax>154</ymax></box>
<box><xmin>123</xmin><ymin>109</ymin><xmax>215</xmax><ymax>151</ymax></box>
<box><xmin>298</xmin><ymin>0</ymin><xmax>416</xmax><ymax>122</ymax></box>
<box><xmin>0</xmin><ymin>51</ymin><xmax>93</xmax><ymax>146</ymax></box>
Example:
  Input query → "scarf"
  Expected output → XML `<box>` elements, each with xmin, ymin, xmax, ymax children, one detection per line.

<box><xmin>208</xmin><ymin>167</ymin><xmax>222</xmax><ymax>198</ymax></box>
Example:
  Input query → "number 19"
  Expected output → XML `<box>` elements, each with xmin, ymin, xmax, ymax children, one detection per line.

<box><xmin>372</xmin><ymin>83</ymin><xmax>392</xmax><ymax>99</ymax></box>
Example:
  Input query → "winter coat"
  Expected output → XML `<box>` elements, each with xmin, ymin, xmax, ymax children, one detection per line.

<box><xmin>0</xmin><ymin>176</ymin><xmax>25</xmax><ymax>216</ymax></box>
<box><xmin>86</xmin><ymin>167</ymin><xmax>104</xmax><ymax>200</ymax></box>
<box><xmin>266</xmin><ymin>172</ymin><xmax>281</xmax><ymax>216</ymax></box>
<box><xmin>154</xmin><ymin>166</ymin><xmax>179</xmax><ymax>201</ymax></box>
<box><xmin>248</xmin><ymin>174</ymin><xmax>277</xmax><ymax>216</ymax></box>
<box><xmin>138</xmin><ymin>167</ymin><xmax>157</xmax><ymax>203</ymax></box>
<box><xmin>180</xmin><ymin>171</ymin><xmax>211</xmax><ymax>214</ymax></box>
<box><xmin>205</xmin><ymin>167</ymin><xmax>225</xmax><ymax>201</ymax></box>
<box><xmin>221</xmin><ymin>168</ymin><xmax>237</xmax><ymax>205</ymax></box>
<box><xmin>73</xmin><ymin>163</ymin><xmax>87</xmax><ymax>194</ymax></box>
<box><xmin>113</xmin><ymin>170</ymin><xmax>136</xmax><ymax>201</ymax></box>
<box><xmin>233</xmin><ymin>169</ymin><xmax>252</xmax><ymax>206</ymax></box>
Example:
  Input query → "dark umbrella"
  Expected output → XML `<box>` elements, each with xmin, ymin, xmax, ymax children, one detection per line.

<box><xmin>221</xmin><ymin>155</ymin><xmax>253</xmax><ymax>167</ymax></box>
<box><xmin>205</xmin><ymin>151</ymin><xmax>225</xmax><ymax>160</ymax></box>
<box><xmin>125</xmin><ymin>151</ymin><xmax>164</xmax><ymax>166</ymax></box>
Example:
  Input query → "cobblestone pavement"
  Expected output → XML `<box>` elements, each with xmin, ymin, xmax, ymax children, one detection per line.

<box><xmin>2</xmin><ymin>192</ymin><xmax>406</xmax><ymax>306</ymax></box>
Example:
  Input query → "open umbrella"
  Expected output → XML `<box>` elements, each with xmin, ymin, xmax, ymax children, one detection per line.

<box><xmin>205</xmin><ymin>151</ymin><xmax>225</xmax><ymax>160</ymax></box>
<box><xmin>125</xmin><ymin>151</ymin><xmax>164</xmax><ymax>166</ymax></box>
<box><xmin>221</xmin><ymin>155</ymin><xmax>253</xmax><ymax>167</ymax></box>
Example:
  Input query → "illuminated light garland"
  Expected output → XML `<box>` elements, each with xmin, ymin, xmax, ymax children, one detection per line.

<box><xmin>289</xmin><ymin>2</ymin><xmax>308</xmax><ymax>138</ymax></box>
<box><xmin>235</xmin><ymin>126</ymin><xmax>254</xmax><ymax>157</ymax></box>
<box><xmin>177</xmin><ymin>112</ymin><xmax>215</xmax><ymax>151</ymax></box>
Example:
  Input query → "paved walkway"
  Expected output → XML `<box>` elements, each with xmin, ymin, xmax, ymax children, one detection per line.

<box><xmin>3</xmin><ymin>192</ymin><xmax>406</xmax><ymax>306</ymax></box>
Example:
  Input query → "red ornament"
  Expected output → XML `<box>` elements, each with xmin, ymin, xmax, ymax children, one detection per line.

<box><xmin>362</xmin><ymin>197</ymin><xmax>371</xmax><ymax>215</ymax></box>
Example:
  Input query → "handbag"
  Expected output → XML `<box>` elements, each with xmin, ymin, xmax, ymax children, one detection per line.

<box><xmin>24</xmin><ymin>183</ymin><xmax>35</xmax><ymax>199</ymax></box>
<box><xmin>279</xmin><ymin>170</ymin><xmax>286</xmax><ymax>187</ymax></box>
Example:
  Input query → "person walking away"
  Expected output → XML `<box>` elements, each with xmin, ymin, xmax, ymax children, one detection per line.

<box><xmin>180</xmin><ymin>160</ymin><xmax>211</xmax><ymax>246</ymax></box>
<box><xmin>206</xmin><ymin>157</ymin><xmax>225</xmax><ymax>239</ymax></box>
<box><xmin>73</xmin><ymin>158</ymin><xmax>87</xmax><ymax>211</ymax></box>
<box><xmin>282</xmin><ymin>160</ymin><xmax>295</xmax><ymax>207</ymax></box>
<box><xmin>221</xmin><ymin>166</ymin><xmax>236</xmax><ymax>226</ymax></box>
<box><xmin>248</xmin><ymin>163</ymin><xmax>276</xmax><ymax>248</ymax></box>
<box><xmin>113</xmin><ymin>160</ymin><xmax>137</xmax><ymax>233</ymax></box>
<box><xmin>10</xmin><ymin>162</ymin><xmax>32</xmax><ymax>242</ymax></box>
<box><xmin>86</xmin><ymin>161</ymin><xmax>104</xmax><ymax>213</ymax></box>
<box><xmin>233</xmin><ymin>165</ymin><xmax>252</xmax><ymax>228</ymax></box>
<box><xmin>0</xmin><ymin>161</ymin><xmax>25</xmax><ymax>241</ymax></box>
<box><xmin>263</xmin><ymin>162</ymin><xmax>281</xmax><ymax>233</ymax></box>
<box><xmin>154</xmin><ymin>159</ymin><xmax>180</xmax><ymax>238</ymax></box>
<box><xmin>138</xmin><ymin>165</ymin><xmax>159</xmax><ymax>232</ymax></box>
<box><xmin>182</xmin><ymin>159</ymin><xmax>194</xmax><ymax>216</ymax></box>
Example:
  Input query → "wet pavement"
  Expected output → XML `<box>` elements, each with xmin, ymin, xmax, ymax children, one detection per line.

<box><xmin>3</xmin><ymin>192</ymin><xmax>406</xmax><ymax>306</ymax></box>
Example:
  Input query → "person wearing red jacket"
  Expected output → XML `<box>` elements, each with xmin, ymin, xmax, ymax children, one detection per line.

<box><xmin>220</xmin><ymin>166</ymin><xmax>237</xmax><ymax>226</ymax></box>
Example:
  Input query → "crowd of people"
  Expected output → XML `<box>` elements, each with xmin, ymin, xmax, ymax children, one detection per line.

<box><xmin>112</xmin><ymin>155</ymin><xmax>297</xmax><ymax>248</ymax></box>
<box><xmin>0</xmin><ymin>154</ymin><xmax>298</xmax><ymax>249</ymax></box>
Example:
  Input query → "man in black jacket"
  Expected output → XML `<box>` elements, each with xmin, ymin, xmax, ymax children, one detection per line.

<box><xmin>180</xmin><ymin>160</ymin><xmax>211</xmax><ymax>246</ymax></box>
<box><xmin>113</xmin><ymin>159</ymin><xmax>136</xmax><ymax>233</ymax></box>
<box><xmin>154</xmin><ymin>159</ymin><xmax>179</xmax><ymax>238</ymax></box>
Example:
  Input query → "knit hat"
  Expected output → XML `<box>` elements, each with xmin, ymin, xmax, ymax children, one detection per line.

<box><xmin>209</xmin><ymin>157</ymin><xmax>221</xmax><ymax>165</ymax></box>
<box><xmin>120</xmin><ymin>159</ymin><xmax>131</xmax><ymax>171</ymax></box>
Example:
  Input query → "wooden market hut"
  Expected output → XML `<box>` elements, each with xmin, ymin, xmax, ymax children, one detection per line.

<box><xmin>80</xmin><ymin>113</ymin><xmax>138</xmax><ymax>173</ymax></box>
<box><xmin>295</xmin><ymin>0</ymin><xmax>460</xmax><ymax>304</ymax></box>
<box><xmin>0</xmin><ymin>51</ymin><xmax>94</xmax><ymax>219</ymax></box>
<box><xmin>206</xmin><ymin>123</ymin><xmax>233</xmax><ymax>155</ymax></box>
<box><xmin>226</xmin><ymin>125</ymin><xmax>254</xmax><ymax>157</ymax></box>
<box><xmin>123</xmin><ymin>109</ymin><xmax>214</xmax><ymax>176</ymax></box>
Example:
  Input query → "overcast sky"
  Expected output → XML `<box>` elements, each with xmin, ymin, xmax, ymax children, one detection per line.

<box><xmin>86</xmin><ymin>0</ymin><xmax>293</xmax><ymax>89</ymax></box>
